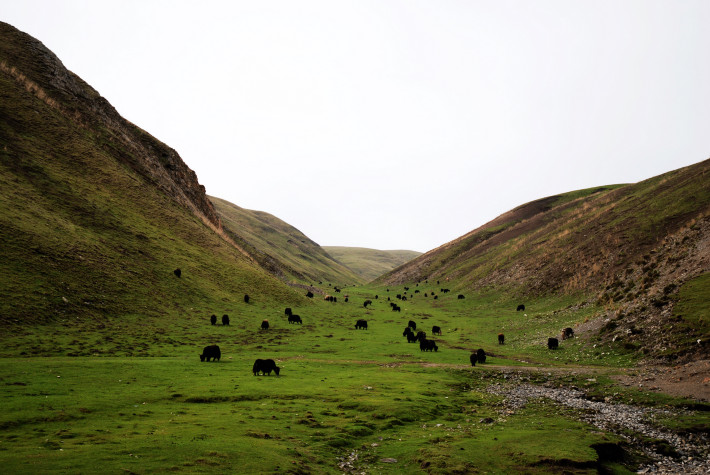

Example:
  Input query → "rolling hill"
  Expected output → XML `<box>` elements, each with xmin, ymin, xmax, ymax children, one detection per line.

<box><xmin>210</xmin><ymin>196</ymin><xmax>362</xmax><ymax>285</ymax></box>
<box><xmin>378</xmin><ymin>160</ymin><xmax>710</xmax><ymax>359</ymax></box>
<box><xmin>322</xmin><ymin>246</ymin><xmax>421</xmax><ymax>282</ymax></box>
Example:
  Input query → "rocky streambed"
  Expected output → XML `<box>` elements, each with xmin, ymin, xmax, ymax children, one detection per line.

<box><xmin>487</xmin><ymin>381</ymin><xmax>710</xmax><ymax>474</ymax></box>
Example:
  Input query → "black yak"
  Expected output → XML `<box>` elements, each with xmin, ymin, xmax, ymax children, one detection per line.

<box><xmin>363</xmin><ymin>300</ymin><xmax>372</xmax><ymax>308</ymax></box>
<box><xmin>458</xmin><ymin>294</ymin><xmax>465</xmax><ymax>299</ymax></box>
<box><xmin>355</xmin><ymin>319</ymin><xmax>368</xmax><ymax>330</ymax></box>
<box><xmin>288</xmin><ymin>314</ymin><xmax>302</xmax><ymax>324</ymax></box>
<box><xmin>548</xmin><ymin>337</ymin><xmax>559</xmax><ymax>350</ymax></box>
<box><xmin>408</xmin><ymin>320</ymin><xmax>416</xmax><ymax>330</ymax></box>
<box><xmin>174</xmin><ymin>268</ymin><xmax>181</xmax><ymax>278</ymax></box>
<box><xmin>261</xmin><ymin>320</ymin><xmax>269</xmax><ymax>330</ymax></box>
<box><xmin>403</xmin><ymin>326</ymin><xmax>414</xmax><ymax>338</ymax></box>
<box><xmin>432</xmin><ymin>325</ymin><xmax>442</xmax><ymax>335</ymax></box>
<box><xmin>498</xmin><ymin>333</ymin><xmax>505</xmax><ymax>344</ymax></box>
<box><xmin>222</xmin><ymin>314</ymin><xmax>230</xmax><ymax>325</ymax></box>
<box><xmin>253</xmin><ymin>358</ymin><xmax>280</xmax><ymax>376</ymax></box>
<box><xmin>199</xmin><ymin>345</ymin><xmax>221</xmax><ymax>362</ymax></box>
<box><xmin>561</xmin><ymin>327</ymin><xmax>575</xmax><ymax>340</ymax></box>
<box><xmin>210</xmin><ymin>314</ymin><xmax>217</xmax><ymax>325</ymax></box>
<box><xmin>285</xmin><ymin>307</ymin><xmax>292</xmax><ymax>316</ymax></box>
<box><xmin>244</xmin><ymin>294</ymin><xmax>250</xmax><ymax>303</ymax></box>
<box><xmin>420</xmin><ymin>339</ymin><xmax>438</xmax><ymax>352</ymax></box>
<box><xmin>476</xmin><ymin>348</ymin><xmax>486</xmax><ymax>364</ymax></box>
<box><xmin>469</xmin><ymin>353</ymin><xmax>477</xmax><ymax>366</ymax></box>
<box><xmin>306</xmin><ymin>291</ymin><xmax>314</xmax><ymax>298</ymax></box>
<box><xmin>517</xmin><ymin>304</ymin><xmax>525</xmax><ymax>311</ymax></box>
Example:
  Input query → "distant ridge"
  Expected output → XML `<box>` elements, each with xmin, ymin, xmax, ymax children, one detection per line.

<box><xmin>323</xmin><ymin>246</ymin><xmax>421</xmax><ymax>282</ymax></box>
<box><xmin>210</xmin><ymin>197</ymin><xmax>362</xmax><ymax>286</ymax></box>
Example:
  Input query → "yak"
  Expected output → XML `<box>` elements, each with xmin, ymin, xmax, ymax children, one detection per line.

<box><xmin>173</xmin><ymin>268</ymin><xmax>181</xmax><ymax>278</ymax></box>
<box><xmin>253</xmin><ymin>358</ymin><xmax>280</xmax><ymax>376</ymax></box>
<box><xmin>210</xmin><ymin>314</ymin><xmax>217</xmax><ymax>325</ymax></box>
<box><xmin>432</xmin><ymin>325</ymin><xmax>442</xmax><ymax>335</ymax></box>
<box><xmin>498</xmin><ymin>333</ymin><xmax>505</xmax><ymax>344</ymax></box>
<box><xmin>288</xmin><ymin>314</ymin><xmax>302</xmax><ymax>324</ymax></box>
<box><xmin>548</xmin><ymin>337</ymin><xmax>559</xmax><ymax>350</ymax></box>
<box><xmin>355</xmin><ymin>319</ymin><xmax>368</xmax><ymax>330</ymax></box>
<box><xmin>476</xmin><ymin>348</ymin><xmax>486</xmax><ymax>364</ymax></box>
<box><xmin>561</xmin><ymin>327</ymin><xmax>575</xmax><ymax>340</ymax></box>
<box><xmin>408</xmin><ymin>320</ymin><xmax>416</xmax><ymax>331</ymax></box>
<box><xmin>222</xmin><ymin>314</ymin><xmax>230</xmax><ymax>325</ymax></box>
<box><xmin>285</xmin><ymin>307</ymin><xmax>292</xmax><ymax>316</ymax></box>
<box><xmin>420</xmin><ymin>339</ymin><xmax>438</xmax><ymax>352</ymax></box>
<box><xmin>261</xmin><ymin>320</ymin><xmax>269</xmax><ymax>330</ymax></box>
<box><xmin>200</xmin><ymin>345</ymin><xmax>221</xmax><ymax>362</ymax></box>
<box><xmin>517</xmin><ymin>304</ymin><xmax>525</xmax><ymax>311</ymax></box>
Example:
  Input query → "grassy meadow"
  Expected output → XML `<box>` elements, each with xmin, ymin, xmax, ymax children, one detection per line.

<box><xmin>2</xmin><ymin>283</ymin><xmax>704</xmax><ymax>474</ymax></box>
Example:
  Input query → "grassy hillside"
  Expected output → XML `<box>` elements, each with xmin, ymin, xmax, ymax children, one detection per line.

<box><xmin>322</xmin><ymin>246</ymin><xmax>422</xmax><ymax>282</ymax></box>
<box><xmin>0</xmin><ymin>21</ymin><xmax>307</xmax><ymax>323</ymax></box>
<box><xmin>210</xmin><ymin>197</ymin><xmax>362</xmax><ymax>286</ymax></box>
<box><xmin>377</xmin><ymin>161</ymin><xmax>710</xmax><ymax>360</ymax></box>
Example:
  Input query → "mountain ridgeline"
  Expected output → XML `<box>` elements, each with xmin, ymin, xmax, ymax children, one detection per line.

<box><xmin>378</xmin><ymin>161</ymin><xmax>710</xmax><ymax>358</ymax></box>
<box><xmin>0</xmin><ymin>22</ymin><xmax>353</xmax><ymax>322</ymax></box>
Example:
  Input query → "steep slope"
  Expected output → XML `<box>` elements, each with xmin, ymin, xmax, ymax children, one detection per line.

<box><xmin>210</xmin><ymin>196</ymin><xmax>363</xmax><ymax>285</ymax></box>
<box><xmin>378</xmin><ymin>160</ymin><xmax>710</xmax><ymax>359</ymax></box>
<box><xmin>322</xmin><ymin>246</ymin><xmax>421</xmax><ymax>282</ymax></box>
<box><xmin>0</xmin><ymin>22</ymin><xmax>304</xmax><ymax>323</ymax></box>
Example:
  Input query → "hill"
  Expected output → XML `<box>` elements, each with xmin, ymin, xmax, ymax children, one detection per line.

<box><xmin>378</xmin><ymin>160</ymin><xmax>710</xmax><ymax>360</ymax></box>
<box><xmin>0</xmin><ymin>21</ymin><xmax>307</xmax><ymax>323</ymax></box>
<box><xmin>322</xmin><ymin>246</ymin><xmax>421</xmax><ymax>281</ymax></box>
<box><xmin>210</xmin><ymin>197</ymin><xmax>362</xmax><ymax>286</ymax></box>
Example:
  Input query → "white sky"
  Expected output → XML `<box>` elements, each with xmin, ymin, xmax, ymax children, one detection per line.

<box><xmin>2</xmin><ymin>1</ymin><xmax>709</xmax><ymax>252</ymax></box>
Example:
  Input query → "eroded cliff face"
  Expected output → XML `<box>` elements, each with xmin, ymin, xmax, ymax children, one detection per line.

<box><xmin>0</xmin><ymin>21</ymin><xmax>220</xmax><ymax>229</ymax></box>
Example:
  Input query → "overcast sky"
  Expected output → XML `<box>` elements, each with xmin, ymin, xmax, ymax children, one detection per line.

<box><xmin>3</xmin><ymin>1</ymin><xmax>709</xmax><ymax>252</ymax></box>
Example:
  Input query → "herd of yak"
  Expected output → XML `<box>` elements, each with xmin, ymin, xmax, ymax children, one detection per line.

<box><xmin>198</xmin><ymin>288</ymin><xmax>577</xmax><ymax>376</ymax></box>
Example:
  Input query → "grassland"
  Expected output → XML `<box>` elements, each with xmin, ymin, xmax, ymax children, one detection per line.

<box><xmin>1</xmin><ymin>284</ymin><xmax>706</xmax><ymax>474</ymax></box>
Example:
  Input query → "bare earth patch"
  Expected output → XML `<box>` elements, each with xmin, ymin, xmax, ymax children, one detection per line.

<box><xmin>613</xmin><ymin>359</ymin><xmax>710</xmax><ymax>402</ymax></box>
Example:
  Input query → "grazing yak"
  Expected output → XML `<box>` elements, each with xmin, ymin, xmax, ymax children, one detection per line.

<box><xmin>469</xmin><ymin>353</ymin><xmax>477</xmax><ymax>366</ymax></box>
<box><xmin>408</xmin><ymin>320</ymin><xmax>417</xmax><ymax>330</ymax></box>
<box><xmin>252</xmin><ymin>358</ymin><xmax>280</xmax><ymax>376</ymax></box>
<box><xmin>406</xmin><ymin>330</ymin><xmax>420</xmax><ymax>343</ymax></box>
<box><xmin>476</xmin><ymin>348</ymin><xmax>486</xmax><ymax>364</ymax></box>
<box><xmin>432</xmin><ymin>325</ymin><xmax>442</xmax><ymax>335</ymax></box>
<box><xmin>306</xmin><ymin>291</ymin><xmax>314</xmax><ymax>298</ymax></box>
<box><xmin>355</xmin><ymin>319</ymin><xmax>368</xmax><ymax>330</ymax></box>
<box><xmin>288</xmin><ymin>314</ymin><xmax>302</xmax><ymax>324</ymax></box>
<box><xmin>244</xmin><ymin>294</ymin><xmax>250</xmax><ymax>303</ymax></box>
<box><xmin>222</xmin><ymin>314</ymin><xmax>230</xmax><ymax>325</ymax></box>
<box><xmin>261</xmin><ymin>320</ymin><xmax>269</xmax><ymax>330</ymax></box>
<box><xmin>210</xmin><ymin>314</ymin><xmax>217</xmax><ymax>325</ymax></box>
<box><xmin>363</xmin><ymin>300</ymin><xmax>372</xmax><ymax>308</ymax></box>
<box><xmin>498</xmin><ymin>333</ymin><xmax>505</xmax><ymax>344</ymax></box>
<box><xmin>285</xmin><ymin>308</ymin><xmax>292</xmax><ymax>316</ymax></box>
<box><xmin>548</xmin><ymin>337</ymin><xmax>559</xmax><ymax>350</ymax></box>
<box><xmin>420</xmin><ymin>339</ymin><xmax>438</xmax><ymax>352</ymax></box>
<box><xmin>458</xmin><ymin>294</ymin><xmax>465</xmax><ymax>299</ymax></box>
<box><xmin>392</xmin><ymin>304</ymin><xmax>401</xmax><ymax>312</ymax></box>
<box><xmin>199</xmin><ymin>345</ymin><xmax>221</xmax><ymax>362</ymax></box>
<box><xmin>561</xmin><ymin>327</ymin><xmax>575</xmax><ymax>340</ymax></box>
<box><xmin>403</xmin><ymin>327</ymin><xmax>414</xmax><ymax>338</ymax></box>
<box><xmin>173</xmin><ymin>268</ymin><xmax>181</xmax><ymax>278</ymax></box>
<box><xmin>517</xmin><ymin>304</ymin><xmax>525</xmax><ymax>311</ymax></box>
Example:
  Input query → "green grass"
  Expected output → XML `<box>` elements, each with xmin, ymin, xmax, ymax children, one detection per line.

<box><xmin>3</xmin><ymin>288</ymin><xmax>702</xmax><ymax>473</ymax></box>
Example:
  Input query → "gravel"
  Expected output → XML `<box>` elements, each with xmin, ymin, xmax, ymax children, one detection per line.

<box><xmin>487</xmin><ymin>382</ymin><xmax>710</xmax><ymax>474</ymax></box>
